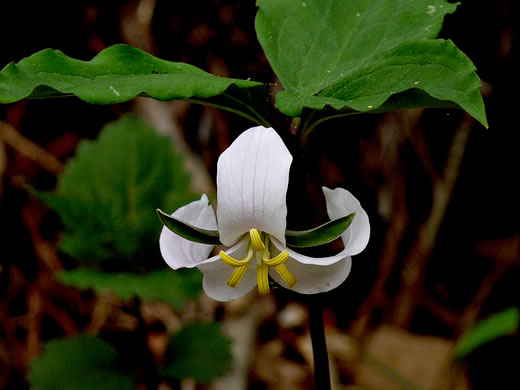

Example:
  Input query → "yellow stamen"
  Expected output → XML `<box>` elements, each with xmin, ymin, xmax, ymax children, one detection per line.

<box><xmin>256</xmin><ymin>257</ymin><xmax>270</xmax><ymax>295</ymax></box>
<box><xmin>220</xmin><ymin>230</ymin><xmax>298</xmax><ymax>293</ymax></box>
<box><xmin>262</xmin><ymin>235</ymin><xmax>296</xmax><ymax>288</ymax></box>
<box><xmin>220</xmin><ymin>248</ymin><xmax>254</xmax><ymax>287</ymax></box>
<box><xmin>220</xmin><ymin>249</ymin><xmax>253</xmax><ymax>267</ymax></box>
<box><xmin>249</xmin><ymin>228</ymin><xmax>265</xmax><ymax>251</ymax></box>
<box><xmin>262</xmin><ymin>250</ymin><xmax>289</xmax><ymax>266</ymax></box>
<box><xmin>262</xmin><ymin>249</ymin><xmax>295</xmax><ymax>287</ymax></box>
<box><xmin>227</xmin><ymin>264</ymin><xmax>249</xmax><ymax>288</ymax></box>
<box><xmin>273</xmin><ymin>264</ymin><xmax>297</xmax><ymax>287</ymax></box>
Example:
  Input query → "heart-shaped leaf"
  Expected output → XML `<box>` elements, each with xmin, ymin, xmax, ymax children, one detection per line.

<box><xmin>38</xmin><ymin>114</ymin><xmax>196</xmax><ymax>266</ymax></box>
<box><xmin>256</xmin><ymin>0</ymin><xmax>487</xmax><ymax>129</ymax></box>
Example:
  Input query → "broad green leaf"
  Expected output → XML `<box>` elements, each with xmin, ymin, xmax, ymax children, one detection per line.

<box><xmin>162</xmin><ymin>323</ymin><xmax>232</xmax><ymax>383</ymax></box>
<box><xmin>29</xmin><ymin>335</ymin><xmax>134</xmax><ymax>390</ymax></box>
<box><xmin>289</xmin><ymin>39</ymin><xmax>487</xmax><ymax>134</ymax></box>
<box><xmin>256</xmin><ymin>0</ymin><xmax>487</xmax><ymax>129</ymax></box>
<box><xmin>58</xmin><ymin>268</ymin><xmax>202</xmax><ymax>310</ymax></box>
<box><xmin>257</xmin><ymin>0</ymin><xmax>457</xmax><ymax>94</ymax></box>
<box><xmin>454</xmin><ymin>307</ymin><xmax>519</xmax><ymax>359</ymax></box>
<box><xmin>285</xmin><ymin>213</ymin><xmax>355</xmax><ymax>248</ymax></box>
<box><xmin>157</xmin><ymin>209</ymin><xmax>221</xmax><ymax>245</ymax></box>
<box><xmin>40</xmin><ymin>114</ymin><xmax>196</xmax><ymax>265</ymax></box>
<box><xmin>0</xmin><ymin>44</ymin><xmax>270</xmax><ymax>126</ymax></box>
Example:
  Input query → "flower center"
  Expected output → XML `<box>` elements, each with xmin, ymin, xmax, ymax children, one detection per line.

<box><xmin>219</xmin><ymin>228</ymin><xmax>296</xmax><ymax>295</ymax></box>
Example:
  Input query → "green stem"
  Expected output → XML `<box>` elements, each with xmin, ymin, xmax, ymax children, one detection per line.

<box><xmin>184</xmin><ymin>94</ymin><xmax>271</xmax><ymax>128</ymax></box>
<box><xmin>221</xmin><ymin>93</ymin><xmax>272</xmax><ymax>128</ymax></box>
<box><xmin>300</xmin><ymin>111</ymin><xmax>354</xmax><ymax>145</ymax></box>
<box><xmin>308</xmin><ymin>298</ymin><xmax>331</xmax><ymax>390</ymax></box>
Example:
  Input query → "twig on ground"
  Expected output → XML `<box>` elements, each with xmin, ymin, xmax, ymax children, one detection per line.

<box><xmin>393</xmin><ymin>115</ymin><xmax>474</xmax><ymax>328</ymax></box>
<box><xmin>0</xmin><ymin>121</ymin><xmax>63</xmax><ymax>175</ymax></box>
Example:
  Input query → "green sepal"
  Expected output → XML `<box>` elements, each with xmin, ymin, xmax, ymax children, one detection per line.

<box><xmin>157</xmin><ymin>209</ymin><xmax>221</xmax><ymax>245</ymax></box>
<box><xmin>285</xmin><ymin>213</ymin><xmax>355</xmax><ymax>248</ymax></box>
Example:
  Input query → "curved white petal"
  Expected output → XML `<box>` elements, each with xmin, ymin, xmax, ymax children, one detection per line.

<box><xmin>270</xmin><ymin>257</ymin><xmax>352</xmax><ymax>294</ymax></box>
<box><xmin>270</xmin><ymin>187</ymin><xmax>369</xmax><ymax>265</ymax></box>
<box><xmin>159</xmin><ymin>194</ymin><xmax>217</xmax><ymax>270</ymax></box>
<box><xmin>271</xmin><ymin>237</ymin><xmax>345</xmax><ymax>265</ymax></box>
<box><xmin>197</xmin><ymin>237</ymin><xmax>257</xmax><ymax>301</ymax></box>
<box><xmin>323</xmin><ymin>187</ymin><xmax>370</xmax><ymax>256</ymax></box>
<box><xmin>216</xmin><ymin>126</ymin><xmax>292</xmax><ymax>246</ymax></box>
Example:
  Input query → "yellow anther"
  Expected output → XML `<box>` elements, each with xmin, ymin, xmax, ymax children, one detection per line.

<box><xmin>274</xmin><ymin>264</ymin><xmax>297</xmax><ymax>287</ymax></box>
<box><xmin>249</xmin><ymin>228</ymin><xmax>265</xmax><ymax>252</ymax></box>
<box><xmin>227</xmin><ymin>264</ymin><xmax>249</xmax><ymax>288</ymax></box>
<box><xmin>220</xmin><ymin>249</ymin><xmax>253</xmax><ymax>267</ymax></box>
<box><xmin>256</xmin><ymin>261</ymin><xmax>270</xmax><ymax>295</ymax></box>
<box><xmin>220</xmin><ymin>249</ymin><xmax>253</xmax><ymax>288</ymax></box>
<box><xmin>221</xmin><ymin>231</ymin><xmax>297</xmax><ymax>293</ymax></box>
<box><xmin>263</xmin><ymin>250</ymin><xmax>289</xmax><ymax>266</ymax></box>
<box><xmin>262</xmin><ymin>249</ymin><xmax>296</xmax><ymax>288</ymax></box>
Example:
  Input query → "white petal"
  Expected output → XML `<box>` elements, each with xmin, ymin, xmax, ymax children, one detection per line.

<box><xmin>271</xmin><ymin>237</ymin><xmax>345</xmax><ymax>265</ymax></box>
<box><xmin>159</xmin><ymin>194</ymin><xmax>217</xmax><ymax>270</ymax></box>
<box><xmin>323</xmin><ymin>187</ymin><xmax>370</xmax><ymax>256</ymax></box>
<box><xmin>270</xmin><ymin>187</ymin><xmax>369</xmax><ymax>265</ymax></box>
<box><xmin>216</xmin><ymin>126</ymin><xmax>292</xmax><ymax>246</ymax></box>
<box><xmin>197</xmin><ymin>237</ymin><xmax>257</xmax><ymax>301</ymax></box>
<box><xmin>270</xmin><ymin>257</ymin><xmax>352</xmax><ymax>294</ymax></box>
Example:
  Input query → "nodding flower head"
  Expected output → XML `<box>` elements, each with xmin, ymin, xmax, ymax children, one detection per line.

<box><xmin>159</xmin><ymin>126</ymin><xmax>370</xmax><ymax>301</ymax></box>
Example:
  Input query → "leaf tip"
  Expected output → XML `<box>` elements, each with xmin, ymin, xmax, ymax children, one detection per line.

<box><xmin>157</xmin><ymin>208</ymin><xmax>169</xmax><ymax>225</ymax></box>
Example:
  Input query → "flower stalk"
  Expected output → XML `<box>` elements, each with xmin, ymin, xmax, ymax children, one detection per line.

<box><xmin>308</xmin><ymin>298</ymin><xmax>331</xmax><ymax>390</ymax></box>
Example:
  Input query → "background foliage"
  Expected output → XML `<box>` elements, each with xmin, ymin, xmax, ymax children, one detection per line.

<box><xmin>38</xmin><ymin>114</ymin><xmax>194</xmax><ymax>266</ymax></box>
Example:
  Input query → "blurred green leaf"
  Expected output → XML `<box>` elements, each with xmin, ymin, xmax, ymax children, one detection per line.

<box><xmin>39</xmin><ymin>114</ymin><xmax>196</xmax><ymax>265</ymax></box>
<box><xmin>0</xmin><ymin>45</ymin><xmax>269</xmax><ymax>126</ymax></box>
<box><xmin>58</xmin><ymin>268</ymin><xmax>202</xmax><ymax>310</ymax></box>
<box><xmin>256</xmin><ymin>0</ymin><xmax>487</xmax><ymax>129</ymax></box>
<box><xmin>455</xmin><ymin>307</ymin><xmax>519</xmax><ymax>359</ymax></box>
<box><xmin>29</xmin><ymin>335</ymin><xmax>133</xmax><ymax>390</ymax></box>
<box><xmin>162</xmin><ymin>323</ymin><xmax>232</xmax><ymax>383</ymax></box>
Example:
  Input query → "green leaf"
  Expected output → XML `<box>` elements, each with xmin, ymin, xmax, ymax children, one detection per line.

<box><xmin>157</xmin><ymin>209</ymin><xmax>221</xmax><ymax>245</ymax></box>
<box><xmin>39</xmin><ymin>114</ymin><xmax>196</xmax><ymax>265</ymax></box>
<box><xmin>28</xmin><ymin>335</ymin><xmax>134</xmax><ymax>390</ymax></box>
<box><xmin>58</xmin><ymin>268</ymin><xmax>202</xmax><ymax>310</ymax></box>
<box><xmin>256</xmin><ymin>0</ymin><xmax>487</xmax><ymax>128</ymax></box>
<box><xmin>293</xmin><ymin>39</ymin><xmax>486</xmax><ymax>133</ymax></box>
<box><xmin>454</xmin><ymin>307</ymin><xmax>519</xmax><ymax>359</ymax></box>
<box><xmin>162</xmin><ymin>323</ymin><xmax>232</xmax><ymax>383</ymax></box>
<box><xmin>285</xmin><ymin>213</ymin><xmax>355</xmax><ymax>248</ymax></box>
<box><xmin>0</xmin><ymin>44</ymin><xmax>270</xmax><ymax>126</ymax></box>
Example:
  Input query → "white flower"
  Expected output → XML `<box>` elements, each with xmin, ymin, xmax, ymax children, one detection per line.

<box><xmin>159</xmin><ymin>126</ymin><xmax>370</xmax><ymax>301</ymax></box>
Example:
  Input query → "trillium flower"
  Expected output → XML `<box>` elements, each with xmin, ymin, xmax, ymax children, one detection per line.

<box><xmin>159</xmin><ymin>126</ymin><xmax>369</xmax><ymax>302</ymax></box>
